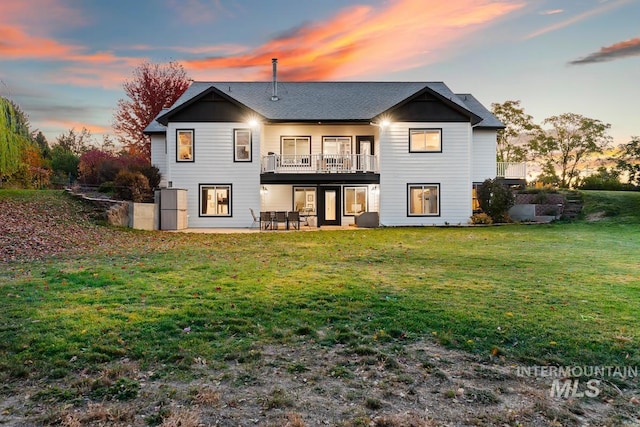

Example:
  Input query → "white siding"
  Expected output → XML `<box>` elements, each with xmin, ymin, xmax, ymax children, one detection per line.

<box><xmin>471</xmin><ymin>129</ymin><xmax>497</xmax><ymax>183</ymax></box>
<box><xmin>150</xmin><ymin>135</ymin><xmax>168</xmax><ymax>186</ymax></box>
<box><xmin>379</xmin><ymin>122</ymin><xmax>472</xmax><ymax>226</ymax></box>
<box><xmin>166</xmin><ymin>122</ymin><xmax>260</xmax><ymax>228</ymax></box>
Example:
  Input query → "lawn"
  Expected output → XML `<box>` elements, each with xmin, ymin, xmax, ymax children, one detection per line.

<box><xmin>0</xmin><ymin>190</ymin><xmax>639</xmax><ymax>425</ymax></box>
<box><xmin>1</xmin><ymin>190</ymin><xmax>639</xmax><ymax>378</ymax></box>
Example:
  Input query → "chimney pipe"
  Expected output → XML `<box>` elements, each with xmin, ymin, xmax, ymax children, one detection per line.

<box><xmin>271</xmin><ymin>58</ymin><xmax>279</xmax><ymax>101</ymax></box>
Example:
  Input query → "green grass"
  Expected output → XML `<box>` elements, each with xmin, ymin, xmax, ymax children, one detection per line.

<box><xmin>1</xmin><ymin>190</ymin><xmax>640</xmax><ymax>383</ymax></box>
<box><xmin>582</xmin><ymin>189</ymin><xmax>640</xmax><ymax>223</ymax></box>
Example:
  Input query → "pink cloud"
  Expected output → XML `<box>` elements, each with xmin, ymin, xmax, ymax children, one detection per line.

<box><xmin>0</xmin><ymin>0</ymin><xmax>145</xmax><ymax>88</ymax></box>
<box><xmin>0</xmin><ymin>25</ymin><xmax>82</xmax><ymax>59</ymax></box>
<box><xmin>183</xmin><ymin>0</ymin><xmax>524</xmax><ymax>81</ymax></box>
<box><xmin>570</xmin><ymin>37</ymin><xmax>640</xmax><ymax>64</ymax></box>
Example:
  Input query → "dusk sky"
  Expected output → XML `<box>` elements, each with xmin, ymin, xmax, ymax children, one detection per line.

<box><xmin>1</xmin><ymin>0</ymin><xmax>638</xmax><ymax>146</ymax></box>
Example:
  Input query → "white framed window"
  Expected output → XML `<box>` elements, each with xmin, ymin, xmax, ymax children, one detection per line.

<box><xmin>408</xmin><ymin>184</ymin><xmax>440</xmax><ymax>216</ymax></box>
<box><xmin>281</xmin><ymin>136</ymin><xmax>311</xmax><ymax>165</ymax></box>
<box><xmin>177</xmin><ymin>129</ymin><xmax>194</xmax><ymax>161</ymax></box>
<box><xmin>322</xmin><ymin>136</ymin><xmax>352</xmax><ymax>155</ymax></box>
<box><xmin>293</xmin><ymin>187</ymin><xmax>316</xmax><ymax>215</ymax></box>
<box><xmin>409</xmin><ymin>129</ymin><xmax>442</xmax><ymax>152</ymax></box>
<box><xmin>200</xmin><ymin>184</ymin><xmax>231</xmax><ymax>217</ymax></box>
<box><xmin>234</xmin><ymin>129</ymin><xmax>252</xmax><ymax>162</ymax></box>
<box><xmin>344</xmin><ymin>187</ymin><xmax>367</xmax><ymax>216</ymax></box>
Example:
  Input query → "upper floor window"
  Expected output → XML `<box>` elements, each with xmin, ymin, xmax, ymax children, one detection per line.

<box><xmin>281</xmin><ymin>136</ymin><xmax>311</xmax><ymax>165</ymax></box>
<box><xmin>323</xmin><ymin>136</ymin><xmax>352</xmax><ymax>155</ymax></box>
<box><xmin>409</xmin><ymin>129</ymin><xmax>442</xmax><ymax>152</ymax></box>
<box><xmin>177</xmin><ymin>129</ymin><xmax>194</xmax><ymax>161</ymax></box>
<box><xmin>408</xmin><ymin>184</ymin><xmax>440</xmax><ymax>216</ymax></box>
<box><xmin>234</xmin><ymin>129</ymin><xmax>252</xmax><ymax>162</ymax></box>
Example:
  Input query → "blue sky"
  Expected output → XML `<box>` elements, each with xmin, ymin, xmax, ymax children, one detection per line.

<box><xmin>1</xmin><ymin>0</ymin><xmax>638</xmax><ymax>146</ymax></box>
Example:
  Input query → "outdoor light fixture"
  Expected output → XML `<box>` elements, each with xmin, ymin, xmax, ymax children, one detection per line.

<box><xmin>370</xmin><ymin>117</ymin><xmax>391</xmax><ymax>128</ymax></box>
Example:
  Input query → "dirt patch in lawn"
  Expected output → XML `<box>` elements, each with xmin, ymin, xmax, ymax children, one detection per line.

<box><xmin>1</xmin><ymin>339</ymin><xmax>638</xmax><ymax>426</ymax></box>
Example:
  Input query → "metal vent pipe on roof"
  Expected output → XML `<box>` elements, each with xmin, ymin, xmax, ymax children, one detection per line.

<box><xmin>271</xmin><ymin>58</ymin><xmax>279</xmax><ymax>101</ymax></box>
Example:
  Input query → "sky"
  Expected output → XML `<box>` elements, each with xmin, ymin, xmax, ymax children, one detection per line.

<box><xmin>1</xmin><ymin>0</ymin><xmax>638</xmax><ymax>146</ymax></box>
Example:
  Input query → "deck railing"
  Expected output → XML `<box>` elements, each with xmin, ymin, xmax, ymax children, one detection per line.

<box><xmin>261</xmin><ymin>154</ymin><xmax>379</xmax><ymax>174</ymax></box>
<box><xmin>497</xmin><ymin>162</ymin><xmax>527</xmax><ymax>179</ymax></box>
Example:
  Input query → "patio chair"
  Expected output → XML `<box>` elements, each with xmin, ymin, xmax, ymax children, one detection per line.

<box><xmin>249</xmin><ymin>208</ymin><xmax>260</xmax><ymax>228</ymax></box>
<box><xmin>275</xmin><ymin>211</ymin><xmax>287</xmax><ymax>230</ymax></box>
<box><xmin>260</xmin><ymin>211</ymin><xmax>273</xmax><ymax>230</ymax></box>
<box><xmin>287</xmin><ymin>211</ymin><xmax>300</xmax><ymax>230</ymax></box>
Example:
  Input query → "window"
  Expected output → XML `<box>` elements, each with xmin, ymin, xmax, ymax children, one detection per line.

<box><xmin>293</xmin><ymin>187</ymin><xmax>316</xmax><ymax>215</ymax></box>
<box><xmin>281</xmin><ymin>136</ymin><xmax>311</xmax><ymax>164</ymax></box>
<box><xmin>408</xmin><ymin>184</ymin><xmax>440</xmax><ymax>216</ymax></box>
<box><xmin>472</xmin><ymin>182</ymin><xmax>482</xmax><ymax>212</ymax></box>
<box><xmin>409</xmin><ymin>129</ymin><xmax>441</xmax><ymax>152</ymax></box>
<box><xmin>200</xmin><ymin>184</ymin><xmax>231</xmax><ymax>216</ymax></box>
<box><xmin>323</xmin><ymin>136</ymin><xmax>352</xmax><ymax>155</ymax></box>
<box><xmin>177</xmin><ymin>129</ymin><xmax>194</xmax><ymax>161</ymax></box>
<box><xmin>234</xmin><ymin>129</ymin><xmax>252</xmax><ymax>162</ymax></box>
<box><xmin>344</xmin><ymin>187</ymin><xmax>367</xmax><ymax>216</ymax></box>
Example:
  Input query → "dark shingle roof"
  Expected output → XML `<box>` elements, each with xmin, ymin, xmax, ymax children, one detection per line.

<box><xmin>146</xmin><ymin>81</ymin><xmax>501</xmax><ymax>132</ymax></box>
<box><xmin>456</xmin><ymin>93</ymin><xmax>505</xmax><ymax>129</ymax></box>
<box><xmin>143</xmin><ymin>108</ymin><xmax>168</xmax><ymax>134</ymax></box>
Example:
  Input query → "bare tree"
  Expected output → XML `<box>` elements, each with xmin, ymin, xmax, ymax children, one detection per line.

<box><xmin>113</xmin><ymin>62</ymin><xmax>190</xmax><ymax>161</ymax></box>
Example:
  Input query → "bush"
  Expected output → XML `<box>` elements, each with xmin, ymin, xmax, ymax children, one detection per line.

<box><xmin>470</xmin><ymin>213</ymin><xmax>493</xmax><ymax>224</ymax></box>
<box><xmin>579</xmin><ymin>167</ymin><xmax>628</xmax><ymax>191</ymax></box>
<box><xmin>138</xmin><ymin>164</ymin><xmax>161</xmax><ymax>189</ymax></box>
<box><xmin>78</xmin><ymin>149</ymin><xmax>117</xmax><ymax>185</ymax></box>
<box><xmin>477</xmin><ymin>179</ymin><xmax>514</xmax><ymax>223</ymax></box>
<box><xmin>98</xmin><ymin>181</ymin><xmax>116</xmax><ymax>194</ymax></box>
<box><xmin>114</xmin><ymin>170</ymin><xmax>151</xmax><ymax>202</ymax></box>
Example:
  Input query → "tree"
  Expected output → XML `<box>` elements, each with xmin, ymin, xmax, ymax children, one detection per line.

<box><xmin>78</xmin><ymin>149</ymin><xmax>118</xmax><ymax>185</ymax></box>
<box><xmin>615</xmin><ymin>136</ymin><xmax>640</xmax><ymax>186</ymax></box>
<box><xmin>50</xmin><ymin>145</ymin><xmax>80</xmax><ymax>183</ymax></box>
<box><xmin>0</xmin><ymin>96</ymin><xmax>31</xmax><ymax>180</ymax></box>
<box><xmin>55</xmin><ymin>127</ymin><xmax>94</xmax><ymax>156</ymax></box>
<box><xmin>491</xmin><ymin>100</ymin><xmax>538</xmax><ymax>163</ymax></box>
<box><xmin>528</xmin><ymin>113</ymin><xmax>612</xmax><ymax>188</ymax></box>
<box><xmin>113</xmin><ymin>61</ymin><xmax>190</xmax><ymax>161</ymax></box>
<box><xmin>33</xmin><ymin>131</ymin><xmax>50</xmax><ymax>159</ymax></box>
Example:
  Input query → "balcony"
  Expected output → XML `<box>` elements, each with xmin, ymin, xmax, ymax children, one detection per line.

<box><xmin>497</xmin><ymin>162</ymin><xmax>527</xmax><ymax>179</ymax></box>
<box><xmin>261</xmin><ymin>154</ymin><xmax>379</xmax><ymax>174</ymax></box>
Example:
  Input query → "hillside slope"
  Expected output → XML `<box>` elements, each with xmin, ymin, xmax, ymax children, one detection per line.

<box><xmin>0</xmin><ymin>190</ymin><xmax>128</xmax><ymax>263</ymax></box>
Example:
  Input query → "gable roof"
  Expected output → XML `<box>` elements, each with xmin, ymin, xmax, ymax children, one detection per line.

<box><xmin>456</xmin><ymin>93</ymin><xmax>504</xmax><ymax>129</ymax></box>
<box><xmin>145</xmin><ymin>81</ymin><xmax>502</xmax><ymax>132</ymax></box>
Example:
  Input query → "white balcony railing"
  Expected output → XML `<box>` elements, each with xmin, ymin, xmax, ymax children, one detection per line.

<box><xmin>261</xmin><ymin>154</ymin><xmax>379</xmax><ymax>174</ymax></box>
<box><xmin>497</xmin><ymin>162</ymin><xmax>527</xmax><ymax>179</ymax></box>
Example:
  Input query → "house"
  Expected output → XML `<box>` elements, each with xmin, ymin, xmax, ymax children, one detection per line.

<box><xmin>144</xmin><ymin>61</ymin><xmax>518</xmax><ymax>229</ymax></box>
